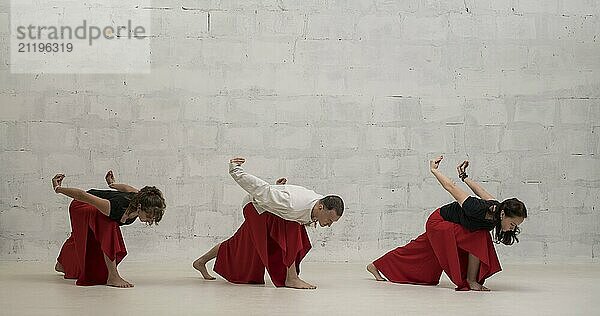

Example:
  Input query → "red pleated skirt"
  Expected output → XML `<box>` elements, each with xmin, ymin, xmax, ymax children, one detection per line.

<box><xmin>373</xmin><ymin>209</ymin><xmax>501</xmax><ymax>291</ymax></box>
<box><xmin>56</xmin><ymin>200</ymin><xmax>127</xmax><ymax>286</ymax></box>
<box><xmin>213</xmin><ymin>203</ymin><xmax>312</xmax><ymax>287</ymax></box>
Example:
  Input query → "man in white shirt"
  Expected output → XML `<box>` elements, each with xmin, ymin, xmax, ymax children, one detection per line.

<box><xmin>193</xmin><ymin>157</ymin><xmax>344</xmax><ymax>289</ymax></box>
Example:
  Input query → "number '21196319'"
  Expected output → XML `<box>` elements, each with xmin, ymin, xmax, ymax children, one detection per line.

<box><xmin>18</xmin><ymin>42</ymin><xmax>74</xmax><ymax>53</ymax></box>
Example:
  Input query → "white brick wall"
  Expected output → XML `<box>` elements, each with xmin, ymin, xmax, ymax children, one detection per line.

<box><xmin>0</xmin><ymin>0</ymin><xmax>598</xmax><ymax>263</ymax></box>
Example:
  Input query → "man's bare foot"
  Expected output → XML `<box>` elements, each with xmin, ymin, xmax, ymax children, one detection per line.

<box><xmin>367</xmin><ymin>263</ymin><xmax>386</xmax><ymax>281</ymax></box>
<box><xmin>285</xmin><ymin>277</ymin><xmax>317</xmax><ymax>289</ymax></box>
<box><xmin>106</xmin><ymin>276</ymin><xmax>134</xmax><ymax>288</ymax></box>
<box><xmin>193</xmin><ymin>258</ymin><xmax>216</xmax><ymax>280</ymax></box>
<box><xmin>55</xmin><ymin>262</ymin><xmax>64</xmax><ymax>273</ymax></box>
<box><xmin>468</xmin><ymin>280</ymin><xmax>490</xmax><ymax>291</ymax></box>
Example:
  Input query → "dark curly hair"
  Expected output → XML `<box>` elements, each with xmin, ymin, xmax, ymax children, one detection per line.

<box><xmin>125</xmin><ymin>186</ymin><xmax>166</xmax><ymax>225</ymax></box>
<box><xmin>483</xmin><ymin>198</ymin><xmax>527</xmax><ymax>245</ymax></box>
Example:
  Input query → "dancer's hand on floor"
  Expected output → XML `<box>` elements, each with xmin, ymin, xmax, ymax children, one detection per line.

<box><xmin>105</xmin><ymin>170</ymin><xmax>115</xmax><ymax>186</ymax></box>
<box><xmin>230</xmin><ymin>157</ymin><xmax>246</xmax><ymax>166</ymax></box>
<box><xmin>276</xmin><ymin>177</ymin><xmax>287</xmax><ymax>185</ymax></box>
<box><xmin>430</xmin><ymin>156</ymin><xmax>443</xmax><ymax>171</ymax></box>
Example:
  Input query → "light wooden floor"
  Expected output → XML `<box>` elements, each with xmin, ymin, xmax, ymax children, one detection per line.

<box><xmin>0</xmin><ymin>261</ymin><xmax>598</xmax><ymax>315</ymax></box>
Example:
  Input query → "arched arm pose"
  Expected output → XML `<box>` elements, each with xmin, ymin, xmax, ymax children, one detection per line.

<box><xmin>53</xmin><ymin>171</ymin><xmax>165</xmax><ymax>288</ymax></box>
<box><xmin>368</xmin><ymin>156</ymin><xmax>527</xmax><ymax>291</ymax></box>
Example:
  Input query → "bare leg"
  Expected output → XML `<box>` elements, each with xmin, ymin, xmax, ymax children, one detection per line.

<box><xmin>104</xmin><ymin>254</ymin><xmax>134</xmax><ymax>288</ymax></box>
<box><xmin>466</xmin><ymin>253</ymin><xmax>490</xmax><ymax>291</ymax></box>
<box><xmin>55</xmin><ymin>262</ymin><xmax>64</xmax><ymax>273</ymax></box>
<box><xmin>284</xmin><ymin>263</ymin><xmax>316</xmax><ymax>289</ymax></box>
<box><xmin>366</xmin><ymin>263</ymin><xmax>386</xmax><ymax>281</ymax></box>
<box><xmin>193</xmin><ymin>243</ymin><xmax>220</xmax><ymax>280</ymax></box>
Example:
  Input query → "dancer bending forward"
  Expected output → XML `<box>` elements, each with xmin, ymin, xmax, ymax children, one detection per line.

<box><xmin>368</xmin><ymin>157</ymin><xmax>527</xmax><ymax>291</ymax></box>
<box><xmin>193</xmin><ymin>157</ymin><xmax>344</xmax><ymax>290</ymax></box>
<box><xmin>53</xmin><ymin>171</ymin><xmax>166</xmax><ymax>288</ymax></box>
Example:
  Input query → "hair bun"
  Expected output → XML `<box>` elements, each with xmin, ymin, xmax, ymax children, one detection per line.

<box><xmin>141</xmin><ymin>186</ymin><xmax>162</xmax><ymax>197</ymax></box>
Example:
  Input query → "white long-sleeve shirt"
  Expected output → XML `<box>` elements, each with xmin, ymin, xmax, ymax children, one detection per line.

<box><xmin>229</xmin><ymin>163</ymin><xmax>323</xmax><ymax>225</ymax></box>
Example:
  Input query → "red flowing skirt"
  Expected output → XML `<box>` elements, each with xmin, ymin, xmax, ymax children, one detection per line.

<box><xmin>373</xmin><ymin>209</ymin><xmax>501</xmax><ymax>291</ymax></box>
<box><xmin>56</xmin><ymin>200</ymin><xmax>127</xmax><ymax>286</ymax></box>
<box><xmin>213</xmin><ymin>203</ymin><xmax>312</xmax><ymax>287</ymax></box>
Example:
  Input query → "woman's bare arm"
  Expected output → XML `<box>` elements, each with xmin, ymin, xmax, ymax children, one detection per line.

<box><xmin>105</xmin><ymin>170</ymin><xmax>139</xmax><ymax>193</ymax></box>
<box><xmin>430</xmin><ymin>156</ymin><xmax>469</xmax><ymax>206</ymax></box>
<box><xmin>457</xmin><ymin>160</ymin><xmax>495</xmax><ymax>200</ymax></box>
<box><xmin>463</xmin><ymin>178</ymin><xmax>495</xmax><ymax>200</ymax></box>
<box><xmin>52</xmin><ymin>174</ymin><xmax>111</xmax><ymax>216</ymax></box>
<box><xmin>108</xmin><ymin>183</ymin><xmax>139</xmax><ymax>193</ymax></box>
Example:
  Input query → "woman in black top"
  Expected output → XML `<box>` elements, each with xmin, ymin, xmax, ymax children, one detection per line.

<box><xmin>52</xmin><ymin>171</ymin><xmax>166</xmax><ymax>288</ymax></box>
<box><xmin>368</xmin><ymin>156</ymin><xmax>527</xmax><ymax>291</ymax></box>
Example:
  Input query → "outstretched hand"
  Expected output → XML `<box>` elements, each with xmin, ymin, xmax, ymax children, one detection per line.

<box><xmin>230</xmin><ymin>157</ymin><xmax>246</xmax><ymax>166</ymax></box>
<box><xmin>429</xmin><ymin>156</ymin><xmax>443</xmax><ymax>171</ymax></box>
<box><xmin>105</xmin><ymin>170</ymin><xmax>115</xmax><ymax>186</ymax></box>
<box><xmin>52</xmin><ymin>174</ymin><xmax>65</xmax><ymax>192</ymax></box>
<box><xmin>457</xmin><ymin>160</ymin><xmax>469</xmax><ymax>176</ymax></box>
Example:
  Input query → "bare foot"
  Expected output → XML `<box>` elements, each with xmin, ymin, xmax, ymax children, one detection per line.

<box><xmin>193</xmin><ymin>258</ymin><xmax>216</xmax><ymax>280</ymax></box>
<box><xmin>55</xmin><ymin>262</ymin><xmax>64</xmax><ymax>273</ymax></box>
<box><xmin>367</xmin><ymin>263</ymin><xmax>386</xmax><ymax>281</ymax></box>
<box><xmin>106</xmin><ymin>276</ymin><xmax>134</xmax><ymax>288</ymax></box>
<box><xmin>285</xmin><ymin>277</ymin><xmax>317</xmax><ymax>290</ymax></box>
<box><xmin>468</xmin><ymin>280</ymin><xmax>490</xmax><ymax>291</ymax></box>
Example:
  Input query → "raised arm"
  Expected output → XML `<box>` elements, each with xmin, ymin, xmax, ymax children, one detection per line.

<box><xmin>228</xmin><ymin>157</ymin><xmax>289</xmax><ymax>204</ymax></box>
<box><xmin>457</xmin><ymin>160</ymin><xmax>495</xmax><ymax>200</ymax></box>
<box><xmin>52</xmin><ymin>174</ymin><xmax>111</xmax><ymax>216</ymax></box>
<box><xmin>430</xmin><ymin>156</ymin><xmax>469</xmax><ymax>206</ymax></box>
<box><xmin>105</xmin><ymin>170</ymin><xmax>139</xmax><ymax>193</ymax></box>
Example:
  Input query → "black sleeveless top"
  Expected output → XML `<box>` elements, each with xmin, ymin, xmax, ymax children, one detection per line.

<box><xmin>87</xmin><ymin>189</ymin><xmax>136</xmax><ymax>226</ymax></box>
<box><xmin>439</xmin><ymin>196</ymin><xmax>496</xmax><ymax>231</ymax></box>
